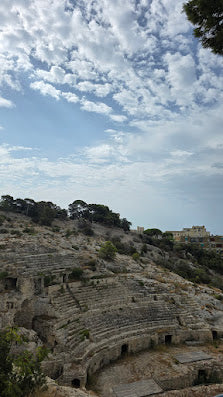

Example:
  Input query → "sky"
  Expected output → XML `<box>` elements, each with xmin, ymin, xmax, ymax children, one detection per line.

<box><xmin>0</xmin><ymin>0</ymin><xmax>223</xmax><ymax>234</ymax></box>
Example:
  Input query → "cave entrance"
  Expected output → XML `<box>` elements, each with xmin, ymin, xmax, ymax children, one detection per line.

<box><xmin>197</xmin><ymin>369</ymin><xmax>207</xmax><ymax>384</ymax></box>
<box><xmin>165</xmin><ymin>335</ymin><xmax>172</xmax><ymax>345</ymax></box>
<box><xmin>121</xmin><ymin>343</ymin><xmax>128</xmax><ymax>355</ymax></box>
<box><xmin>72</xmin><ymin>378</ymin><xmax>80</xmax><ymax>388</ymax></box>
<box><xmin>212</xmin><ymin>330</ymin><xmax>218</xmax><ymax>340</ymax></box>
<box><xmin>4</xmin><ymin>277</ymin><xmax>17</xmax><ymax>290</ymax></box>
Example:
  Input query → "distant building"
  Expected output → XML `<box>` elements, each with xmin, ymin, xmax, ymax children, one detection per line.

<box><xmin>209</xmin><ymin>235</ymin><xmax>223</xmax><ymax>254</ymax></box>
<box><xmin>137</xmin><ymin>226</ymin><xmax>144</xmax><ymax>234</ymax></box>
<box><xmin>166</xmin><ymin>226</ymin><xmax>210</xmax><ymax>242</ymax></box>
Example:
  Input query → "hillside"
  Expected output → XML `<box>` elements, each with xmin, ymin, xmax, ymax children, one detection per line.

<box><xmin>1</xmin><ymin>211</ymin><xmax>223</xmax><ymax>396</ymax></box>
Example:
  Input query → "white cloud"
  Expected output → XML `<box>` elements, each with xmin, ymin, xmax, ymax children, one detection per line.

<box><xmin>110</xmin><ymin>114</ymin><xmax>127</xmax><ymax>122</ymax></box>
<box><xmin>0</xmin><ymin>96</ymin><xmax>15</xmax><ymax>108</ymax></box>
<box><xmin>0</xmin><ymin>0</ymin><xmax>221</xmax><ymax>126</ymax></box>
<box><xmin>62</xmin><ymin>91</ymin><xmax>79</xmax><ymax>103</ymax></box>
<box><xmin>77</xmin><ymin>81</ymin><xmax>112</xmax><ymax>97</ymax></box>
<box><xmin>80</xmin><ymin>99</ymin><xmax>112</xmax><ymax>114</ymax></box>
<box><xmin>170</xmin><ymin>150</ymin><xmax>193</xmax><ymax>158</ymax></box>
<box><xmin>30</xmin><ymin>81</ymin><xmax>61</xmax><ymax>99</ymax></box>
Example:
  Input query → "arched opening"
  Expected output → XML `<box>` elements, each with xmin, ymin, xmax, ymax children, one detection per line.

<box><xmin>4</xmin><ymin>277</ymin><xmax>17</xmax><ymax>290</ymax></box>
<box><xmin>165</xmin><ymin>335</ymin><xmax>172</xmax><ymax>345</ymax></box>
<box><xmin>121</xmin><ymin>343</ymin><xmax>128</xmax><ymax>355</ymax></box>
<box><xmin>212</xmin><ymin>330</ymin><xmax>218</xmax><ymax>340</ymax></box>
<box><xmin>197</xmin><ymin>369</ymin><xmax>207</xmax><ymax>384</ymax></box>
<box><xmin>72</xmin><ymin>378</ymin><xmax>80</xmax><ymax>388</ymax></box>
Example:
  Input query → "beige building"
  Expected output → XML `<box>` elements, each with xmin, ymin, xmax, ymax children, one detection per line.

<box><xmin>167</xmin><ymin>226</ymin><xmax>210</xmax><ymax>241</ymax></box>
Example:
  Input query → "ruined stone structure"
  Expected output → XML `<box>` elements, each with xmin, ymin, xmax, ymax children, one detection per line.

<box><xmin>1</xmin><ymin>213</ymin><xmax>223</xmax><ymax>396</ymax></box>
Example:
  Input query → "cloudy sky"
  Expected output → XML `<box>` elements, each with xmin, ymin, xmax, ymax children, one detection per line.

<box><xmin>0</xmin><ymin>0</ymin><xmax>222</xmax><ymax>233</ymax></box>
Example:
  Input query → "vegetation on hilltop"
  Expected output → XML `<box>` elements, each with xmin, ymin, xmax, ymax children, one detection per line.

<box><xmin>0</xmin><ymin>195</ymin><xmax>131</xmax><ymax>231</ymax></box>
<box><xmin>1</xmin><ymin>194</ymin><xmax>223</xmax><ymax>291</ymax></box>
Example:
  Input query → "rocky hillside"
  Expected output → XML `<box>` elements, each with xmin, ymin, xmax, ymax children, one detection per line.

<box><xmin>1</xmin><ymin>211</ymin><xmax>223</xmax><ymax>396</ymax></box>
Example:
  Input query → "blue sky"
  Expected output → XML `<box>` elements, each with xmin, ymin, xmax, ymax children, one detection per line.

<box><xmin>0</xmin><ymin>0</ymin><xmax>223</xmax><ymax>234</ymax></box>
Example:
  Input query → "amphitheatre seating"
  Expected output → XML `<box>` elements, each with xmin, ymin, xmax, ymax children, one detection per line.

<box><xmin>48</xmin><ymin>273</ymin><xmax>207</xmax><ymax>362</ymax></box>
<box><xmin>0</xmin><ymin>251</ymin><xmax>79</xmax><ymax>277</ymax></box>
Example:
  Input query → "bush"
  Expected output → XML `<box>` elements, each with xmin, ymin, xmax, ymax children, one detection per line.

<box><xmin>82</xmin><ymin>225</ymin><xmax>94</xmax><ymax>236</ymax></box>
<box><xmin>0</xmin><ymin>228</ymin><xmax>8</xmax><ymax>234</ymax></box>
<box><xmin>68</xmin><ymin>268</ymin><xmax>84</xmax><ymax>281</ymax></box>
<box><xmin>79</xmin><ymin>329</ymin><xmax>90</xmax><ymax>341</ymax></box>
<box><xmin>10</xmin><ymin>230</ymin><xmax>22</xmax><ymax>236</ymax></box>
<box><xmin>132</xmin><ymin>252</ymin><xmax>140</xmax><ymax>261</ymax></box>
<box><xmin>111</xmin><ymin>238</ymin><xmax>137</xmax><ymax>256</ymax></box>
<box><xmin>0</xmin><ymin>271</ymin><xmax>9</xmax><ymax>279</ymax></box>
<box><xmin>23</xmin><ymin>227</ymin><xmax>35</xmax><ymax>235</ymax></box>
<box><xmin>141</xmin><ymin>244</ymin><xmax>148</xmax><ymax>254</ymax></box>
<box><xmin>98</xmin><ymin>241</ymin><xmax>117</xmax><ymax>260</ymax></box>
<box><xmin>86</xmin><ymin>259</ymin><xmax>97</xmax><ymax>271</ymax></box>
<box><xmin>44</xmin><ymin>275</ymin><xmax>56</xmax><ymax>287</ymax></box>
<box><xmin>51</xmin><ymin>226</ymin><xmax>60</xmax><ymax>232</ymax></box>
<box><xmin>0</xmin><ymin>327</ymin><xmax>48</xmax><ymax>397</ymax></box>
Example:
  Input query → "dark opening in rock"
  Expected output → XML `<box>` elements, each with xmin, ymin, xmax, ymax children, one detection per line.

<box><xmin>197</xmin><ymin>369</ymin><xmax>207</xmax><ymax>384</ymax></box>
<box><xmin>72</xmin><ymin>378</ymin><xmax>80</xmax><ymax>388</ymax></box>
<box><xmin>212</xmin><ymin>330</ymin><xmax>218</xmax><ymax>340</ymax></box>
<box><xmin>121</xmin><ymin>343</ymin><xmax>128</xmax><ymax>355</ymax></box>
<box><xmin>4</xmin><ymin>277</ymin><xmax>17</xmax><ymax>290</ymax></box>
<box><xmin>165</xmin><ymin>335</ymin><xmax>172</xmax><ymax>344</ymax></box>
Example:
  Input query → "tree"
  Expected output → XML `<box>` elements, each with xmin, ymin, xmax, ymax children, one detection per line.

<box><xmin>183</xmin><ymin>0</ymin><xmax>223</xmax><ymax>55</ymax></box>
<box><xmin>68</xmin><ymin>200</ymin><xmax>90</xmax><ymax>220</ymax></box>
<box><xmin>99</xmin><ymin>241</ymin><xmax>117</xmax><ymax>260</ymax></box>
<box><xmin>120</xmin><ymin>218</ymin><xmax>132</xmax><ymax>232</ymax></box>
<box><xmin>0</xmin><ymin>327</ymin><xmax>48</xmax><ymax>397</ymax></box>
<box><xmin>144</xmin><ymin>228</ymin><xmax>163</xmax><ymax>237</ymax></box>
<box><xmin>0</xmin><ymin>195</ymin><xmax>15</xmax><ymax>212</ymax></box>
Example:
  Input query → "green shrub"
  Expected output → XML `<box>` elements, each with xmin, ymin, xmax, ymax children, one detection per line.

<box><xmin>111</xmin><ymin>238</ymin><xmax>137</xmax><ymax>256</ymax></box>
<box><xmin>99</xmin><ymin>241</ymin><xmax>117</xmax><ymax>260</ymax></box>
<box><xmin>86</xmin><ymin>259</ymin><xmax>97</xmax><ymax>271</ymax></box>
<box><xmin>79</xmin><ymin>329</ymin><xmax>90</xmax><ymax>340</ymax></box>
<box><xmin>214</xmin><ymin>294</ymin><xmax>223</xmax><ymax>301</ymax></box>
<box><xmin>0</xmin><ymin>228</ymin><xmax>8</xmax><ymax>234</ymax></box>
<box><xmin>65</xmin><ymin>229</ymin><xmax>72</xmax><ymax>238</ymax></box>
<box><xmin>65</xmin><ymin>228</ymin><xmax>78</xmax><ymax>238</ymax></box>
<box><xmin>68</xmin><ymin>268</ymin><xmax>84</xmax><ymax>281</ymax></box>
<box><xmin>141</xmin><ymin>243</ymin><xmax>148</xmax><ymax>254</ymax></box>
<box><xmin>132</xmin><ymin>252</ymin><xmax>140</xmax><ymax>261</ymax></box>
<box><xmin>0</xmin><ymin>271</ymin><xmax>9</xmax><ymax>279</ymax></box>
<box><xmin>0</xmin><ymin>327</ymin><xmax>48</xmax><ymax>397</ymax></box>
<box><xmin>44</xmin><ymin>274</ymin><xmax>56</xmax><ymax>287</ymax></box>
<box><xmin>23</xmin><ymin>227</ymin><xmax>35</xmax><ymax>235</ymax></box>
<box><xmin>82</xmin><ymin>225</ymin><xmax>94</xmax><ymax>236</ymax></box>
<box><xmin>10</xmin><ymin>229</ymin><xmax>22</xmax><ymax>236</ymax></box>
<box><xmin>51</xmin><ymin>226</ymin><xmax>60</xmax><ymax>232</ymax></box>
<box><xmin>0</xmin><ymin>215</ymin><xmax>5</xmax><ymax>226</ymax></box>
